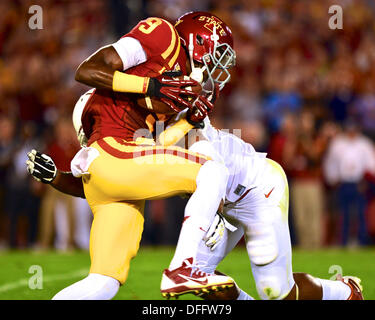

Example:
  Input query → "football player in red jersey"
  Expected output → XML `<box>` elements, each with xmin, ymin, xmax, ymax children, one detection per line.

<box><xmin>26</xmin><ymin>12</ymin><xmax>237</xmax><ymax>300</ymax></box>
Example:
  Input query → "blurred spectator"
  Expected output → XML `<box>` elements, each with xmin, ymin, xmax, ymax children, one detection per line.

<box><xmin>142</xmin><ymin>197</ymin><xmax>187</xmax><ymax>245</ymax></box>
<box><xmin>267</xmin><ymin>113</ymin><xmax>297</xmax><ymax>167</ymax></box>
<box><xmin>0</xmin><ymin>0</ymin><xmax>112</xmax><ymax>250</ymax></box>
<box><xmin>323</xmin><ymin>120</ymin><xmax>375</xmax><ymax>246</ymax></box>
<box><xmin>263</xmin><ymin>73</ymin><xmax>302</xmax><ymax>133</ymax></box>
<box><xmin>73</xmin><ymin>198</ymin><xmax>92</xmax><ymax>250</ymax></box>
<box><xmin>283</xmin><ymin>110</ymin><xmax>327</xmax><ymax>249</ymax></box>
<box><xmin>3</xmin><ymin>121</ymin><xmax>42</xmax><ymax>248</ymax></box>
<box><xmin>230</xmin><ymin>119</ymin><xmax>267</xmax><ymax>152</ymax></box>
<box><xmin>227</xmin><ymin>73</ymin><xmax>264</xmax><ymax>123</ymax></box>
<box><xmin>38</xmin><ymin>118</ymin><xmax>81</xmax><ymax>251</ymax></box>
<box><xmin>318</xmin><ymin>121</ymin><xmax>342</xmax><ymax>245</ymax></box>
<box><xmin>350</xmin><ymin>78</ymin><xmax>375</xmax><ymax>141</ymax></box>
<box><xmin>143</xmin><ymin>200</ymin><xmax>167</xmax><ymax>245</ymax></box>
<box><xmin>146</xmin><ymin>0</ymin><xmax>209</xmax><ymax>21</ymax></box>
<box><xmin>2</xmin><ymin>0</ymin><xmax>375</xmax><ymax>249</ymax></box>
<box><xmin>0</xmin><ymin>116</ymin><xmax>18</xmax><ymax>247</ymax></box>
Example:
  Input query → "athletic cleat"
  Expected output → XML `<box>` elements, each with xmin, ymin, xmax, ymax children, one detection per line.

<box><xmin>160</xmin><ymin>257</ymin><xmax>235</xmax><ymax>298</ymax></box>
<box><xmin>336</xmin><ymin>274</ymin><xmax>364</xmax><ymax>300</ymax></box>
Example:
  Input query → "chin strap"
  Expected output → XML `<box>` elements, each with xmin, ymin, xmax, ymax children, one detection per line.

<box><xmin>188</xmin><ymin>33</ymin><xmax>205</xmax><ymax>84</ymax></box>
<box><xmin>210</xmin><ymin>25</ymin><xmax>219</xmax><ymax>47</ymax></box>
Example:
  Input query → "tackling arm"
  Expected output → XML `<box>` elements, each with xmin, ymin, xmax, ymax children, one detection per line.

<box><xmin>26</xmin><ymin>149</ymin><xmax>85</xmax><ymax>199</ymax></box>
<box><xmin>51</xmin><ymin>171</ymin><xmax>85</xmax><ymax>199</ymax></box>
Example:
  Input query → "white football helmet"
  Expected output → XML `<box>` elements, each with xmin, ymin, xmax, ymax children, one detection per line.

<box><xmin>72</xmin><ymin>89</ymin><xmax>94</xmax><ymax>147</ymax></box>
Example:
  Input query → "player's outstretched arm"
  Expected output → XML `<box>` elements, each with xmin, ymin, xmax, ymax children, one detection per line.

<box><xmin>51</xmin><ymin>171</ymin><xmax>86</xmax><ymax>199</ymax></box>
<box><xmin>26</xmin><ymin>150</ymin><xmax>85</xmax><ymax>199</ymax></box>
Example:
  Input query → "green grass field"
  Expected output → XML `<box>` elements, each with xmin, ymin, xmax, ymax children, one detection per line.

<box><xmin>0</xmin><ymin>246</ymin><xmax>374</xmax><ymax>300</ymax></box>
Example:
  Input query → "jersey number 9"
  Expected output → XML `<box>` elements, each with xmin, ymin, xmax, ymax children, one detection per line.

<box><xmin>139</xmin><ymin>18</ymin><xmax>162</xmax><ymax>34</ymax></box>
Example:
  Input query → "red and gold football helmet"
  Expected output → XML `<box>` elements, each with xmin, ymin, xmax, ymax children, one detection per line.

<box><xmin>175</xmin><ymin>11</ymin><xmax>236</xmax><ymax>92</ymax></box>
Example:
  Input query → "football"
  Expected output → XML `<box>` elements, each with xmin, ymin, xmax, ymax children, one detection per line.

<box><xmin>136</xmin><ymin>75</ymin><xmax>203</xmax><ymax>114</ymax></box>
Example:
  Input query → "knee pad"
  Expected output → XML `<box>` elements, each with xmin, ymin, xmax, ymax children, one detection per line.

<box><xmin>246</xmin><ymin>223</ymin><xmax>278</xmax><ymax>266</ymax></box>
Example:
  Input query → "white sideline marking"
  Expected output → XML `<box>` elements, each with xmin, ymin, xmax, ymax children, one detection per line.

<box><xmin>0</xmin><ymin>268</ymin><xmax>88</xmax><ymax>293</ymax></box>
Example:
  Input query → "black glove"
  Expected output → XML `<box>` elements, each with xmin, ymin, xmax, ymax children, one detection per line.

<box><xmin>26</xmin><ymin>149</ymin><xmax>57</xmax><ymax>184</ymax></box>
<box><xmin>146</xmin><ymin>71</ymin><xmax>199</xmax><ymax>112</ymax></box>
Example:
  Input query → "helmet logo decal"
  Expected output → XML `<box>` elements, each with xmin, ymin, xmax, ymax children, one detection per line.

<box><xmin>198</xmin><ymin>15</ymin><xmax>227</xmax><ymax>37</ymax></box>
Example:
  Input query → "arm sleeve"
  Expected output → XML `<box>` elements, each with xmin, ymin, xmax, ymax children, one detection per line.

<box><xmin>199</xmin><ymin>117</ymin><xmax>219</xmax><ymax>141</ymax></box>
<box><xmin>112</xmin><ymin>37</ymin><xmax>147</xmax><ymax>71</ymax></box>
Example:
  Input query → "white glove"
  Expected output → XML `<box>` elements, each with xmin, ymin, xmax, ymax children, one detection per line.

<box><xmin>204</xmin><ymin>213</ymin><xmax>237</xmax><ymax>251</ymax></box>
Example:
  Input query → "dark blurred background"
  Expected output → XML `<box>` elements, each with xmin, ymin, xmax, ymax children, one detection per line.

<box><xmin>1</xmin><ymin>0</ymin><xmax>375</xmax><ymax>251</ymax></box>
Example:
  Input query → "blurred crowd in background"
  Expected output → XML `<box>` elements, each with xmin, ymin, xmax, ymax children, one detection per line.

<box><xmin>1</xmin><ymin>0</ymin><xmax>375</xmax><ymax>251</ymax></box>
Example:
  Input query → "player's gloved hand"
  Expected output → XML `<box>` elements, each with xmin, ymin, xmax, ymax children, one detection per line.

<box><xmin>204</xmin><ymin>212</ymin><xmax>237</xmax><ymax>251</ymax></box>
<box><xmin>26</xmin><ymin>149</ymin><xmax>57</xmax><ymax>184</ymax></box>
<box><xmin>146</xmin><ymin>71</ymin><xmax>199</xmax><ymax>112</ymax></box>
<box><xmin>186</xmin><ymin>83</ymin><xmax>219</xmax><ymax>127</ymax></box>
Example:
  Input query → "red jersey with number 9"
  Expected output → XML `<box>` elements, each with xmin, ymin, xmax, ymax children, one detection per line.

<box><xmin>81</xmin><ymin>17</ymin><xmax>188</xmax><ymax>145</ymax></box>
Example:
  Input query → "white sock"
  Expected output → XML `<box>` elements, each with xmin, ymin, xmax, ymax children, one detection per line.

<box><xmin>52</xmin><ymin>273</ymin><xmax>120</xmax><ymax>300</ymax></box>
<box><xmin>317</xmin><ymin>279</ymin><xmax>351</xmax><ymax>300</ymax></box>
<box><xmin>237</xmin><ymin>289</ymin><xmax>255</xmax><ymax>300</ymax></box>
<box><xmin>169</xmin><ymin>160</ymin><xmax>228</xmax><ymax>270</ymax></box>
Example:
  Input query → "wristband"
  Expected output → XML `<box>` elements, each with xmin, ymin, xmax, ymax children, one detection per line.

<box><xmin>112</xmin><ymin>71</ymin><xmax>150</xmax><ymax>94</ymax></box>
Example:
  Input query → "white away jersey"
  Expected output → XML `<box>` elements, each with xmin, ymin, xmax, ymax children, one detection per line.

<box><xmin>192</xmin><ymin>117</ymin><xmax>267</xmax><ymax>203</ymax></box>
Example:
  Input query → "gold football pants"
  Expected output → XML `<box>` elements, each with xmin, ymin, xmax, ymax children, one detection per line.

<box><xmin>83</xmin><ymin>137</ymin><xmax>209</xmax><ymax>283</ymax></box>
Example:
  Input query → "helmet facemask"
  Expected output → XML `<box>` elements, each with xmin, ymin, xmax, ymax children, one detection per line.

<box><xmin>203</xmin><ymin>39</ymin><xmax>236</xmax><ymax>91</ymax></box>
<box><xmin>187</xmin><ymin>26</ymin><xmax>236</xmax><ymax>95</ymax></box>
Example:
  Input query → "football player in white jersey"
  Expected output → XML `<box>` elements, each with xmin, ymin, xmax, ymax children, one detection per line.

<box><xmin>160</xmin><ymin>114</ymin><xmax>364</xmax><ymax>300</ymax></box>
<box><xmin>26</xmin><ymin>100</ymin><xmax>364</xmax><ymax>300</ymax></box>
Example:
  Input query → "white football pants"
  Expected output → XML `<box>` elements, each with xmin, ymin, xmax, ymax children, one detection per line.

<box><xmin>196</xmin><ymin>158</ymin><xmax>295</xmax><ymax>300</ymax></box>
